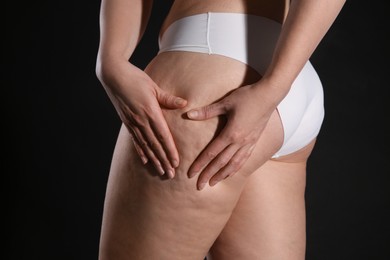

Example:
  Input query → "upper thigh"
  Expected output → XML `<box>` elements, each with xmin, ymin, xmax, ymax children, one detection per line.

<box><xmin>100</xmin><ymin>52</ymin><xmax>286</xmax><ymax>259</ymax></box>
<box><xmin>100</xmin><ymin>113</ymin><xmax>286</xmax><ymax>259</ymax></box>
<box><xmin>100</xmin><ymin>123</ymin><xmax>249</xmax><ymax>259</ymax></box>
<box><xmin>100</xmin><ymin>111</ymin><xmax>284</xmax><ymax>259</ymax></box>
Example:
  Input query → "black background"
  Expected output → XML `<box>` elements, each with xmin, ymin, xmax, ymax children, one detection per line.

<box><xmin>4</xmin><ymin>0</ymin><xmax>389</xmax><ymax>259</ymax></box>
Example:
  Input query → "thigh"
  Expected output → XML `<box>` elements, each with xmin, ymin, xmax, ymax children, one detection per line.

<box><xmin>98</xmin><ymin>52</ymin><xmax>285</xmax><ymax>260</ymax></box>
<box><xmin>98</xmin><ymin>123</ymin><xmax>244</xmax><ymax>260</ymax></box>
<box><xmin>208</xmin><ymin>142</ymin><xmax>316</xmax><ymax>260</ymax></box>
<box><xmin>99</xmin><ymin>126</ymin><xmax>283</xmax><ymax>259</ymax></box>
<box><xmin>99</xmin><ymin>117</ymin><xmax>284</xmax><ymax>259</ymax></box>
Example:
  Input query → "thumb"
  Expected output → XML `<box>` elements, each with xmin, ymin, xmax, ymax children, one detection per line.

<box><xmin>156</xmin><ymin>88</ymin><xmax>187</xmax><ymax>109</ymax></box>
<box><xmin>187</xmin><ymin>101</ymin><xmax>227</xmax><ymax>120</ymax></box>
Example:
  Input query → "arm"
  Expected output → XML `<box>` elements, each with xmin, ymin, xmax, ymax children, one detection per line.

<box><xmin>96</xmin><ymin>0</ymin><xmax>187</xmax><ymax>178</ymax></box>
<box><xmin>254</xmin><ymin>0</ymin><xmax>347</xmax><ymax>102</ymax></box>
<box><xmin>96</xmin><ymin>0</ymin><xmax>152</xmax><ymax>67</ymax></box>
<box><xmin>187</xmin><ymin>0</ymin><xmax>346</xmax><ymax>190</ymax></box>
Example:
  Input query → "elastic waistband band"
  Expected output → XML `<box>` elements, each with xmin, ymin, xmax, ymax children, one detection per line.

<box><xmin>158</xmin><ymin>12</ymin><xmax>282</xmax><ymax>74</ymax></box>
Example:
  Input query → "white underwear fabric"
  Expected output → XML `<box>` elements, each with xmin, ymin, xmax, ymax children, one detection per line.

<box><xmin>158</xmin><ymin>12</ymin><xmax>325</xmax><ymax>158</ymax></box>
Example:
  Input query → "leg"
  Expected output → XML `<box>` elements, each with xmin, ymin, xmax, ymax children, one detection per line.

<box><xmin>98</xmin><ymin>52</ymin><xmax>286</xmax><ymax>260</ymax></box>
<box><xmin>99</xmin><ymin>114</ymin><xmax>284</xmax><ymax>259</ymax></box>
<box><xmin>208</xmin><ymin>140</ymin><xmax>316</xmax><ymax>260</ymax></box>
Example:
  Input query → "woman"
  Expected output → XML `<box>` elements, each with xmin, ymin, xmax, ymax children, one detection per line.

<box><xmin>95</xmin><ymin>0</ymin><xmax>345</xmax><ymax>259</ymax></box>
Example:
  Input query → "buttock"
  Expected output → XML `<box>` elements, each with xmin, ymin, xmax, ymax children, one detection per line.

<box><xmin>159</xmin><ymin>12</ymin><xmax>325</xmax><ymax>158</ymax></box>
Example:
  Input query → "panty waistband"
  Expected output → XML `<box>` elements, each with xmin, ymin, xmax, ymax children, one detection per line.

<box><xmin>158</xmin><ymin>12</ymin><xmax>282</xmax><ymax>75</ymax></box>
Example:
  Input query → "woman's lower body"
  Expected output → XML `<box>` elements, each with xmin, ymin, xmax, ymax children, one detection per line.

<box><xmin>99</xmin><ymin>13</ymin><xmax>324</xmax><ymax>260</ymax></box>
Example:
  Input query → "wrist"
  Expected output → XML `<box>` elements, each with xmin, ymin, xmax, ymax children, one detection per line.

<box><xmin>251</xmin><ymin>76</ymin><xmax>292</xmax><ymax>107</ymax></box>
<box><xmin>261</xmin><ymin>69</ymin><xmax>294</xmax><ymax>89</ymax></box>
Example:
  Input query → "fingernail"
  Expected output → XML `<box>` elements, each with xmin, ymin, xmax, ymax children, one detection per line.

<box><xmin>158</xmin><ymin>165</ymin><xmax>165</xmax><ymax>176</ymax></box>
<box><xmin>167</xmin><ymin>169</ymin><xmax>175</xmax><ymax>179</ymax></box>
<box><xmin>172</xmin><ymin>159</ymin><xmax>179</xmax><ymax>168</ymax></box>
<box><xmin>187</xmin><ymin>110</ymin><xmax>198</xmax><ymax>118</ymax></box>
<box><xmin>175</xmin><ymin>98</ymin><xmax>186</xmax><ymax>106</ymax></box>
<box><xmin>141</xmin><ymin>157</ymin><xmax>148</xmax><ymax>165</ymax></box>
<box><xmin>198</xmin><ymin>182</ymin><xmax>206</xmax><ymax>191</ymax></box>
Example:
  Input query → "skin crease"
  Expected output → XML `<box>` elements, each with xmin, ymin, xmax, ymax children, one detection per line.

<box><xmin>96</xmin><ymin>0</ymin><xmax>346</xmax><ymax>259</ymax></box>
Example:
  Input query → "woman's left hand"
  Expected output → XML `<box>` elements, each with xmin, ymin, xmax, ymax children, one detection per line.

<box><xmin>186</xmin><ymin>84</ymin><xmax>278</xmax><ymax>190</ymax></box>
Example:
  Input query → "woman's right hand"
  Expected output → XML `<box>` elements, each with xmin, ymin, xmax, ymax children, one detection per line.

<box><xmin>96</xmin><ymin>59</ymin><xmax>187</xmax><ymax>178</ymax></box>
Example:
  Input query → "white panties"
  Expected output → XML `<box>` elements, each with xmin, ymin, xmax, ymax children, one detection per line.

<box><xmin>159</xmin><ymin>12</ymin><xmax>325</xmax><ymax>158</ymax></box>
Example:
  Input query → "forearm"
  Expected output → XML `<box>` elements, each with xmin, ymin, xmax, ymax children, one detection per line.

<box><xmin>96</xmin><ymin>0</ymin><xmax>153</xmax><ymax>75</ymax></box>
<box><xmin>255</xmin><ymin>0</ymin><xmax>346</xmax><ymax>104</ymax></box>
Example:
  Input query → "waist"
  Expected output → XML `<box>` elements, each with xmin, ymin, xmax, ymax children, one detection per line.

<box><xmin>158</xmin><ymin>12</ymin><xmax>282</xmax><ymax>75</ymax></box>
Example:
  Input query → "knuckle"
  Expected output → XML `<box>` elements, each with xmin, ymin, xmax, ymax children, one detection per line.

<box><xmin>156</xmin><ymin>131</ymin><xmax>168</xmax><ymax>142</ymax></box>
<box><xmin>206</xmin><ymin>150</ymin><xmax>217</xmax><ymax>159</ymax></box>
<box><xmin>244</xmin><ymin>133</ymin><xmax>257</xmax><ymax>144</ymax></box>
<box><xmin>228</xmin><ymin>130</ymin><xmax>241</xmax><ymax>142</ymax></box>
<box><xmin>229</xmin><ymin>158</ymin><xmax>241</xmax><ymax>169</ymax></box>
<box><xmin>149</xmin><ymin>141</ymin><xmax>159</xmax><ymax>150</ymax></box>
<box><xmin>217</xmin><ymin>159</ymin><xmax>228</xmax><ymax>168</ymax></box>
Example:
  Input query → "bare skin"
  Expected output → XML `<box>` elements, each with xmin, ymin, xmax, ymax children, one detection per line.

<box><xmin>99</xmin><ymin>52</ymin><xmax>309</xmax><ymax>259</ymax></box>
<box><xmin>96</xmin><ymin>0</ymin><xmax>346</xmax><ymax>259</ymax></box>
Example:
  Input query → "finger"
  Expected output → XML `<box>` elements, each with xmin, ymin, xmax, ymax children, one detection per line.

<box><xmin>149</xmin><ymin>110</ymin><xmax>180</xmax><ymax>168</ymax></box>
<box><xmin>125</xmin><ymin>125</ymin><xmax>148</xmax><ymax>164</ymax></box>
<box><xmin>131</xmin><ymin>134</ymin><xmax>149</xmax><ymax>164</ymax></box>
<box><xmin>188</xmin><ymin>136</ymin><xmax>229</xmax><ymax>178</ymax></box>
<box><xmin>156</xmin><ymin>88</ymin><xmax>187</xmax><ymax>109</ymax></box>
<box><xmin>187</xmin><ymin>101</ymin><xmax>227</xmax><ymax>121</ymax></box>
<box><xmin>139</xmin><ymin>122</ymin><xmax>176</xmax><ymax>178</ymax></box>
<box><xmin>132</xmin><ymin>126</ymin><xmax>168</xmax><ymax>177</ymax></box>
<box><xmin>196</xmin><ymin>144</ymin><xmax>238</xmax><ymax>190</ymax></box>
<box><xmin>209</xmin><ymin>144</ymin><xmax>254</xmax><ymax>187</ymax></box>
